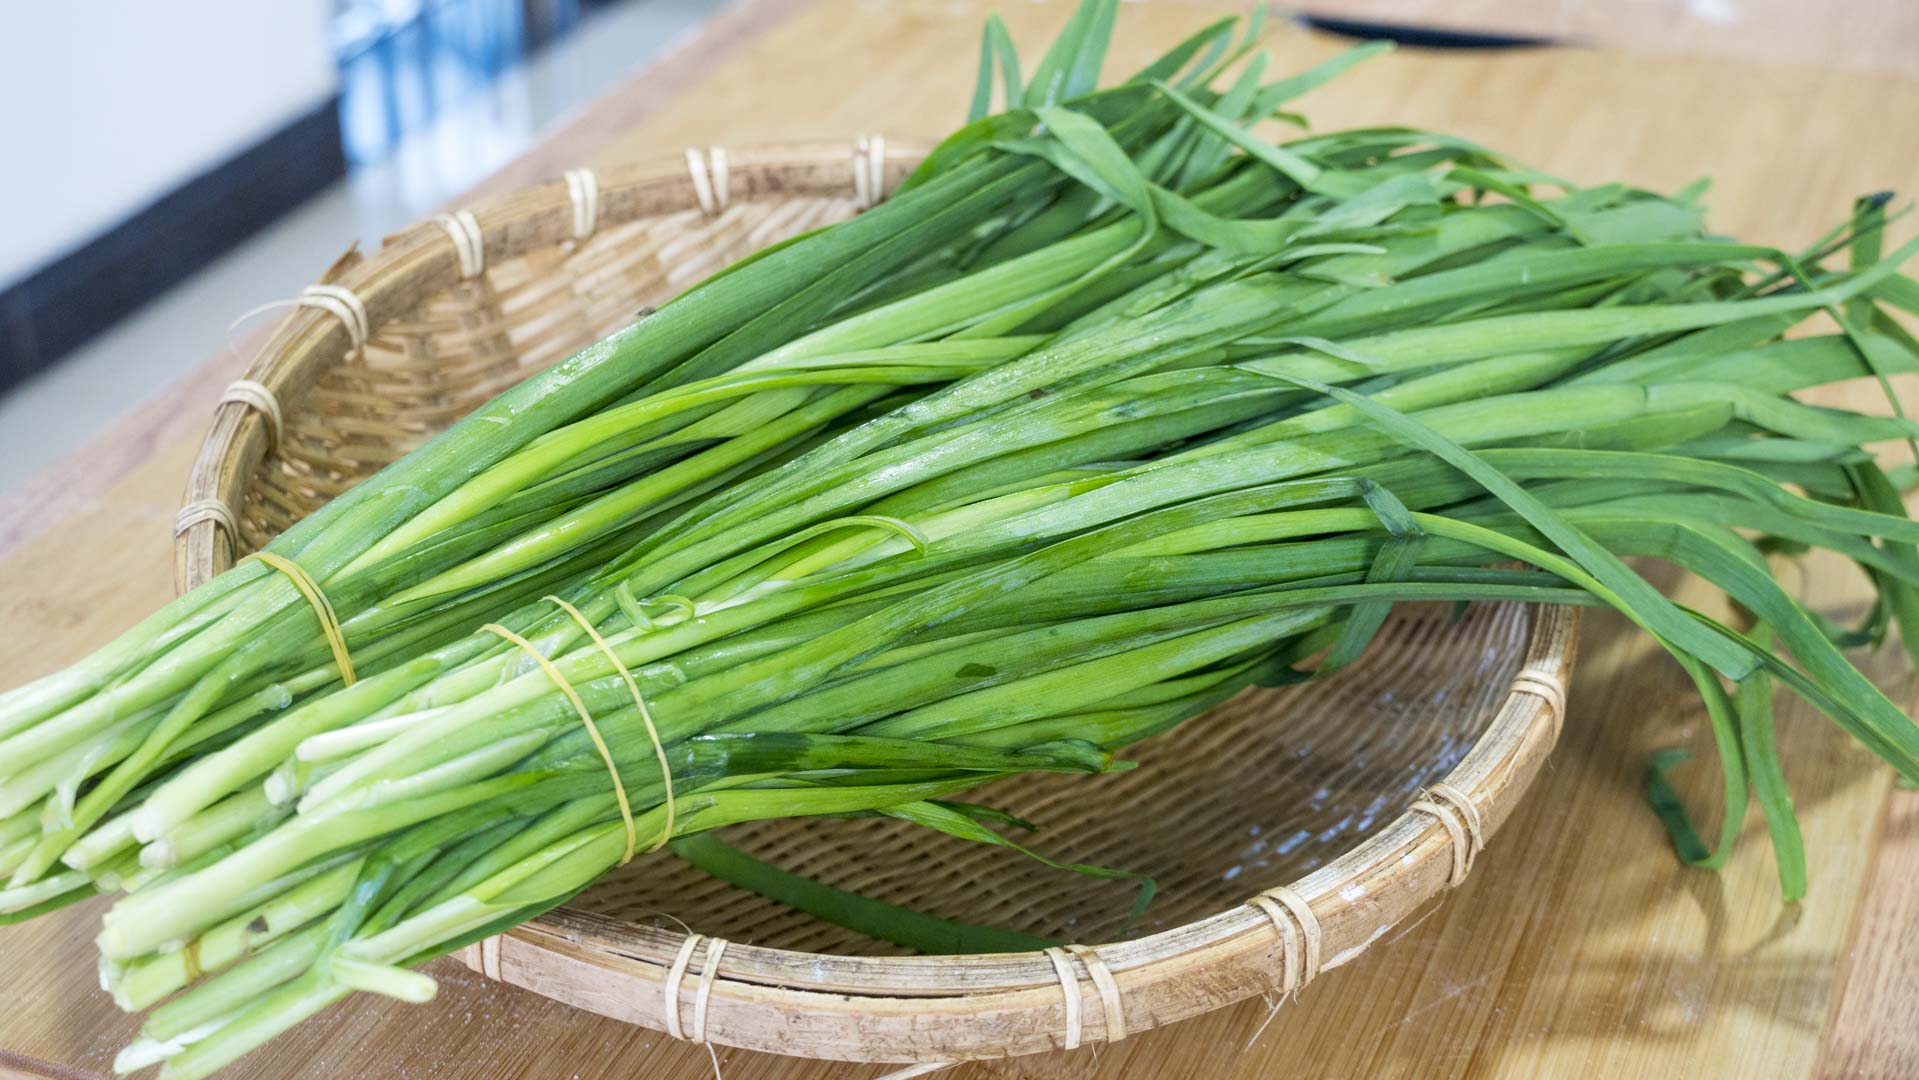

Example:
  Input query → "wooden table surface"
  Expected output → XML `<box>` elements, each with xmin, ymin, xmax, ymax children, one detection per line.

<box><xmin>3</xmin><ymin>1</ymin><xmax>1917</xmax><ymax>1077</ymax></box>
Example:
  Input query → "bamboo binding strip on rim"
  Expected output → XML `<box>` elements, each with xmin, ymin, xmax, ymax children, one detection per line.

<box><xmin>175</xmin><ymin>139</ymin><xmax>1580</xmax><ymax>1066</ymax></box>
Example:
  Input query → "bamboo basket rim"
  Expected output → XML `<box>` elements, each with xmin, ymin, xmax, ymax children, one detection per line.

<box><xmin>175</xmin><ymin>139</ymin><xmax>1580</xmax><ymax>1065</ymax></box>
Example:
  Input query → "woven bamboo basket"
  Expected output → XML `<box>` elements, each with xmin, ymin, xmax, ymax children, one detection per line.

<box><xmin>174</xmin><ymin>139</ymin><xmax>1579</xmax><ymax>1068</ymax></box>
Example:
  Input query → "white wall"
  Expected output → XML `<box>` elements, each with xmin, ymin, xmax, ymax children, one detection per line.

<box><xmin>0</xmin><ymin>0</ymin><xmax>338</xmax><ymax>287</ymax></box>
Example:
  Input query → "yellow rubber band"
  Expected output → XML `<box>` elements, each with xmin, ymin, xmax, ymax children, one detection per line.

<box><xmin>542</xmin><ymin>596</ymin><xmax>676</xmax><ymax>861</ymax></box>
<box><xmin>480</xmin><ymin>622</ymin><xmax>638</xmax><ymax>864</ymax></box>
<box><xmin>245</xmin><ymin>552</ymin><xmax>356</xmax><ymax>686</ymax></box>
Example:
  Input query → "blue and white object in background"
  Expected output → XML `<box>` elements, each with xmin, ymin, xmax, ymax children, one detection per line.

<box><xmin>337</xmin><ymin>0</ymin><xmax>578</xmax><ymax>165</ymax></box>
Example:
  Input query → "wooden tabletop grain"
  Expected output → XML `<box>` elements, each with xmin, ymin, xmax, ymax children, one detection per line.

<box><xmin>2</xmin><ymin>2</ymin><xmax>1917</xmax><ymax>1077</ymax></box>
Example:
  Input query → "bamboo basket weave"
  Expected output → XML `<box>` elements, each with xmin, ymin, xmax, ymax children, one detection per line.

<box><xmin>175</xmin><ymin>140</ymin><xmax>1579</xmax><ymax>1068</ymax></box>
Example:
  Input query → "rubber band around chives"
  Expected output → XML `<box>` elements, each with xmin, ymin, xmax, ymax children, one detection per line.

<box><xmin>479</xmin><ymin>621</ymin><xmax>639</xmax><ymax>865</ymax></box>
<box><xmin>542</xmin><ymin>594</ymin><xmax>677</xmax><ymax>861</ymax></box>
<box><xmin>181</xmin><ymin>937</ymin><xmax>203</xmax><ymax>982</ymax></box>
<box><xmin>243</xmin><ymin>552</ymin><xmax>356</xmax><ymax>687</ymax></box>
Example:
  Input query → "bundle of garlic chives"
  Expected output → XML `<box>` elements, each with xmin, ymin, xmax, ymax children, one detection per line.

<box><xmin>0</xmin><ymin>68</ymin><xmax>1303</xmax><ymax>888</ymax></box>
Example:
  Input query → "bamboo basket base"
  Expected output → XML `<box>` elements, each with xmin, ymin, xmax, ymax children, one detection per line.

<box><xmin>177</xmin><ymin>141</ymin><xmax>1578</xmax><ymax>1065</ymax></box>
